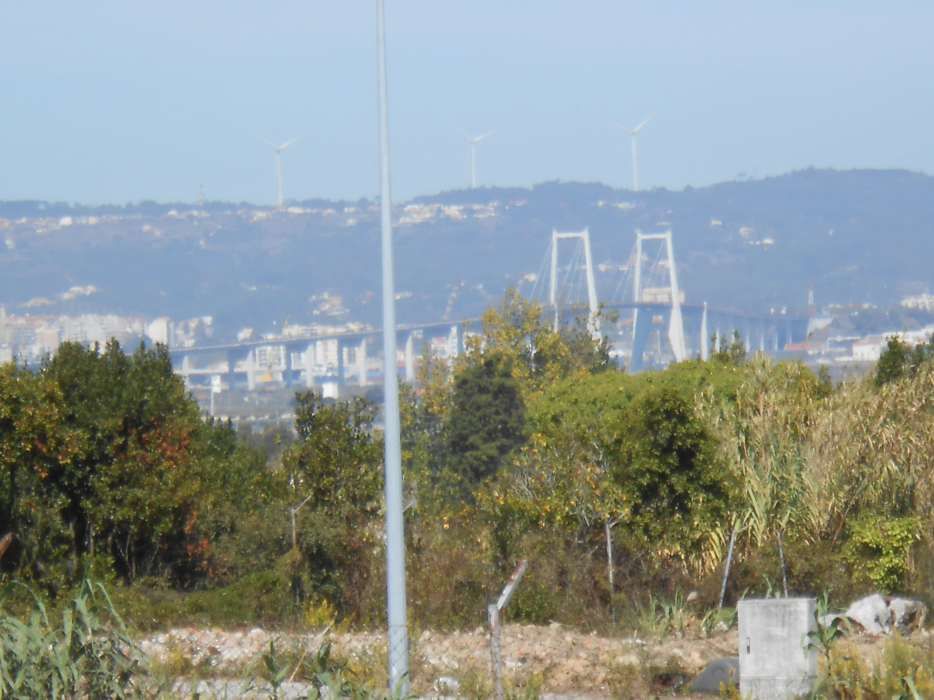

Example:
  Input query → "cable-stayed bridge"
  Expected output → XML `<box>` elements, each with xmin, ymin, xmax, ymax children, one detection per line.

<box><xmin>530</xmin><ymin>228</ymin><xmax>809</xmax><ymax>372</ymax></box>
<box><xmin>170</xmin><ymin>228</ymin><xmax>809</xmax><ymax>395</ymax></box>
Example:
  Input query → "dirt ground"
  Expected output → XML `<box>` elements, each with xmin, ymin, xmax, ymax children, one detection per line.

<box><xmin>139</xmin><ymin>623</ymin><xmax>930</xmax><ymax>698</ymax></box>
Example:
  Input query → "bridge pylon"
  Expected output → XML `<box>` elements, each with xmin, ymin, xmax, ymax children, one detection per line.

<box><xmin>548</xmin><ymin>228</ymin><xmax>599</xmax><ymax>339</ymax></box>
<box><xmin>630</xmin><ymin>229</ymin><xmax>687</xmax><ymax>372</ymax></box>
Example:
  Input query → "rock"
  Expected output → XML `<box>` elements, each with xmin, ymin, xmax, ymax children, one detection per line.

<box><xmin>689</xmin><ymin>657</ymin><xmax>739</xmax><ymax>695</ymax></box>
<box><xmin>845</xmin><ymin>594</ymin><xmax>891</xmax><ymax>634</ymax></box>
<box><xmin>841</xmin><ymin>595</ymin><xmax>928</xmax><ymax>636</ymax></box>
<box><xmin>434</xmin><ymin>676</ymin><xmax>461</xmax><ymax>694</ymax></box>
<box><xmin>889</xmin><ymin>598</ymin><xmax>927</xmax><ymax>634</ymax></box>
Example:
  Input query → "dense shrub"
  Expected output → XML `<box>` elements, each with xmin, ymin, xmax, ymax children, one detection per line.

<box><xmin>844</xmin><ymin>516</ymin><xmax>921</xmax><ymax>594</ymax></box>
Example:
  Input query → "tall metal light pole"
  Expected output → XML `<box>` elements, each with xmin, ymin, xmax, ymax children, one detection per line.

<box><xmin>376</xmin><ymin>0</ymin><xmax>410</xmax><ymax>693</ymax></box>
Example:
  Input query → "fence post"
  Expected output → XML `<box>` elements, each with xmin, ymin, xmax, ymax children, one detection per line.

<box><xmin>719</xmin><ymin>525</ymin><xmax>738</xmax><ymax>610</ymax></box>
<box><xmin>488</xmin><ymin>604</ymin><xmax>503</xmax><ymax>700</ymax></box>
<box><xmin>488</xmin><ymin>560</ymin><xmax>528</xmax><ymax>700</ymax></box>
<box><xmin>777</xmin><ymin>531</ymin><xmax>789</xmax><ymax>597</ymax></box>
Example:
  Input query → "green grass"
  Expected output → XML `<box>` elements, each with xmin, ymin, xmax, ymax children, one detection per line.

<box><xmin>110</xmin><ymin>568</ymin><xmax>302</xmax><ymax>633</ymax></box>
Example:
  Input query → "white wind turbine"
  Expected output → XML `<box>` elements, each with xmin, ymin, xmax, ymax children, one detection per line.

<box><xmin>627</xmin><ymin>116</ymin><xmax>652</xmax><ymax>192</ymax></box>
<box><xmin>468</xmin><ymin>132</ymin><xmax>493</xmax><ymax>189</ymax></box>
<box><xmin>265</xmin><ymin>138</ymin><xmax>299</xmax><ymax>208</ymax></box>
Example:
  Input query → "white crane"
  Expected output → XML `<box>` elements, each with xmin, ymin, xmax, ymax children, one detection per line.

<box><xmin>265</xmin><ymin>138</ymin><xmax>299</xmax><ymax>208</ymax></box>
<box><xmin>468</xmin><ymin>132</ymin><xmax>493</xmax><ymax>189</ymax></box>
<box><xmin>627</xmin><ymin>117</ymin><xmax>651</xmax><ymax>192</ymax></box>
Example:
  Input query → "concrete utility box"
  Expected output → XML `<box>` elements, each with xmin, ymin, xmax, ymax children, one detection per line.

<box><xmin>738</xmin><ymin>598</ymin><xmax>817</xmax><ymax>699</ymax></box>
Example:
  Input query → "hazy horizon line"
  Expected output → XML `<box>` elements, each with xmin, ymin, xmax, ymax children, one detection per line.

<box><xmin>2</xmin><ymin>165</ymin><xmax>930</xmax><ymax>210</ymax></box>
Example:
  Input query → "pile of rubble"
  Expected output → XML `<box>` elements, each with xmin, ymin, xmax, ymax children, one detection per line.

<box><xmin>137</xmin><ymin>595</ymin><xmax>928</xmax><ymax>697</ymax></box>
<box><xmin>821</xmin><ymin>594</ymin><xmax>927</xmax><ymax>635</ymax></box>
<box><xmin>139</xmin><ymin>622</ymin><xmax>734</xmax><ymax>694</ymax></box>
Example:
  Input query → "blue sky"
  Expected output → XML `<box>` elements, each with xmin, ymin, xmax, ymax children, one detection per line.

<box><xmin>2</xmin><ymin>2</ymin><xmax>933</xmax><ymax>204</ymax></box>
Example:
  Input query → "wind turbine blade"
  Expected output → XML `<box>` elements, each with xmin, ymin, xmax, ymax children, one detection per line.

<box><xmin>279</xmin><ymin>137</ymin><xmax>300</xmax><ymax>151</ymax></box>
<box><xmin>632</xmin><ymin>116</ymin><xmax>653</xmax><ymax>134</ymax></box>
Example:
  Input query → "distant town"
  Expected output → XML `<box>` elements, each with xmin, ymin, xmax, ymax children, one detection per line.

<box><xmin>5</xmin><ymin>172</ymin><xmax>934</xmax><ymax>424</ymax></box>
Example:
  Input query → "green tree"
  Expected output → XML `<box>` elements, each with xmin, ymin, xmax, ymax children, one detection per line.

<box><xmin>400</xmin><ymin>349</ymin><xmax>451</xmax><ymax>482</ymax></box>
<box><xmin>177</xmin><ymin>417</ymin><xmax>274</xmax><ymax>584</ymax></box>
<box><xmin>468</xmin><ymin>289</ymin><xmax>608</xmax><ymax>396</ymax></box>
<box><xmin>79</xmin><ymin>342</ymin><xmax>214</xmax><ymax>583</ymax></box>
<box><xmin>285</xmin><ymin>393</ymin><xmax>381</xmax><ymax>514</ymax></box>
<box><xmin>875</xmin><ymin>334</ymin><xmax>934</xmax><ymax>386</ymax></box>
<box><xmin>712</xmin><ymin>330</ymin><xmax>748</xmax><ymax>365</ymax></box>
<box><xmin>41</xmin><ymin>341</ymin><xmax>129</xmax><ymax>571</ymax></box>
<box><xmin>615</xmin><ymin>382</ymin><xmax>730</xmax><ymax>556</ymax></box>
<box><xmin>493</xmin><ymin>363</ymin><xmax>736</xmax><ymax>582</ymax></box>
<box><xmin>35</xmin><ymin>340</ymin><xmax>265</xmax><ymax>586</ymax></box>
<box><xmin>0</xmin><ymin>363</ymin><xmax>76</xmax><ymax>581</ymax></box>
<box><xmin>447</xmin><ymin>353</ymin><xmax>526</xmax><ymax>486</ymax></box>
<box><xmin>281</xmin><ymin>392</ymin><xmax>382</xmax><ymax>613</ymax></box>
<box><xmin>876</xmin><ymin>336</ymin><xmax>913</xmax><ymax>386</ymax></box>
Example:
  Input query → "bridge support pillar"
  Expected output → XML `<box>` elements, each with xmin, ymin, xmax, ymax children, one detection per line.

<box><xmin>336</xmin><ymin>340</ymin><xmax>345</xmax><ymax>395</ymax></box>
<box><xmin>357</xmin><ymin>338</ymin><xmax>367</xmax><ymax>386</ymax></box>
<box><xmin>404</xmin><ymin>333</ymin><xmax>416</xmax><ymax>383</ymax></box>
<box><xmin>304</xmin><ymin>343</ymin><xmax>316</xmax><ymax>389</ymax></box>
<box><xmin>246</xmin><ymin>350</ymin><xmax>256</xmax><ymax>392</ymax></box>
<box><xmin>181</xmin><ymin>354</ymin><xmax>192</xmax><ymax>390</ymax></box>
<box><xmin>629</xmin><ymin>308</ymin><xmax>653</xmax><ymax>373</ymax></box>
<box><xmin>317</xmin><ymin>340</ymin><xmax>330</xmax><ymax>384</ymax></box>
<box><xmin>209</xmin><ymin>374</ymin><xmax>222</xmax><ymax>416</ymax></box>
<box><xmin>778</xmin><ymin>321</ymin><xmax>790</xmax><ymax>352</ymax></box>
<box><xmin>225</xmin><ymin>349</ymin><xmax>237</xmax><ymax>391</ymax></box>
<box><xmin>450</xmin><ymin>324</ymin><xmax>463</xmax><ymax>358</ymax></box>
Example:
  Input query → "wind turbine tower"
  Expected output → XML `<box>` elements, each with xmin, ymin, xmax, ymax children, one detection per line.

<box><xmin>629</xmin><ymin>117</ymin><xmax>651</xmax><ymax>192</ymax></box>
<box><xmin>468</xmin><ymin>132</ymin><xmax>493</xmax><ymax>189</ymax></box>
<box><xmin>266</xmin><ymin>138</ymin><xmax>298</xmax><ymax>208</ymax></box>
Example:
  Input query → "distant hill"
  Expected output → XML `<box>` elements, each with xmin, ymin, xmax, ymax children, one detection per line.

<box><xmin>2</xmin><ymin>168</ymin><xmax>933</xmax><ymax>341</ymax></box>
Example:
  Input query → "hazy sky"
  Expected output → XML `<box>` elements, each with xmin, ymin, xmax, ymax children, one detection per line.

<box><xmin>2</xmin><ymin>2</ymin><xmax>933</xmax><ymax>204</ymax></box>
